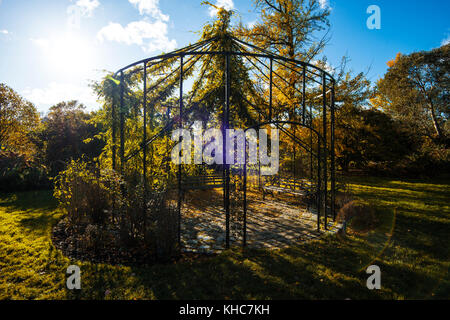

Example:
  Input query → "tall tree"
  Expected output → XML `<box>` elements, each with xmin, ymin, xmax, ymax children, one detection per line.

<box><xmin>374</xmin><ymin>44</ymin><xmax>449</xmax><ymax>144</ymax></box>
<box><xmin>237</xmin><ymin>0</ymin><xmax>330</xmax><ymax>122</ymax></box>
<box><xmin>0</xmin><ymin>83</ymin><xmax>40</xmax><ymax>156</ymax></box>
<box><xmin>321</xmin><ymin>64</ymin><xmax>416</xmax><ymax>172</ymax></box>
<box><xmin>239</xmin><ymin>0</ymin><xmax>330</xmax><ymax>62</ymax></box>
<box><xmin>39</xmin><ymin>100</ymin><xmax>104</xmax><ymax>175</ymax></box>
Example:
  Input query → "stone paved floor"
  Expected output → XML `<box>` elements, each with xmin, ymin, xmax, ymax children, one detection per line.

<box><xmin>180</xmin><ymin>189</ymin><xmax>341</xmax><ymax>253</ymax></box>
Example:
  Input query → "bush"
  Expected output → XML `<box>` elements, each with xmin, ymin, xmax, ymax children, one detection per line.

<box><xmin>53</xmin><ymin>160</ymin><xmax>123</xmax><ymax>226</ymax></box>
<box><xmin>0</xmin><ymin>150</ymin><xmax>49</xmax><ymax>192</ymax></box>
<box><xmin>366</xmin><ymin>140</ymin><xmax>449</xmax><ymax>178</ymax></box>
<box><xmin>337</xmin><ymin>200</ymin><xmax>378</xmax><ymax>233</ymax></box>
<box><xmin>53</xmin><ymin>160</ymin><xmax>179</xmax><ymax>263</ymax></box>
<box><xmin>118</xmin><ymin>184</ymin><xmax>179</xmax><ymax>260</ymax></box>
<box><xmin>335</xmin><ymin>180</ymin><xmax>354</xmax><ymax>210</ymax></box>
<box><xmin>335</xmin><ymin>191</ymin><xmax>354</xmax><ymax>210</ymax></box>
<box><xmin>144</xmin><ymin>192</ymin><xmax>178</xmax><ymax>261</ymax></box>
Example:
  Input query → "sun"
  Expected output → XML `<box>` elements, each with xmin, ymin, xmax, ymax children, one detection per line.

<box><xmin>38</xmin><ymin>32</ymin><xmax>95</xmax><ymax>77</ymax></box>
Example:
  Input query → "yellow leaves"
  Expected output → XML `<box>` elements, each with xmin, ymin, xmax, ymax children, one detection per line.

<box><xmin>106</xmin><ymin>75</ymin><xmax>121</xmax><ymax>86</ymax></box>
<box><xmin>369</xmin><ymin>95</ymin><xmax>390</xmax><ymax>111</ymax></box>
<box><xmin>387</xmin><ymin>52</ymin><xmax>402</xmax><ymax>68</ymax></box>
<box><xmin>0</xmin><ymin>84</ymin><xmax>40</xmax><ymax>156</ymax></box>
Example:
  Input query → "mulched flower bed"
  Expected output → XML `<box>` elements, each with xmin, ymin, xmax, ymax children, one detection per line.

<box><xmin>52</xmin><ymin>217</ymin><xmax>214</xmax><ymax>267</ymax></box>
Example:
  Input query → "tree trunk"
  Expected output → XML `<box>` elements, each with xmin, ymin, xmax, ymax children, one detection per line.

<box><xmin>429</xmin><ymin>105</ymin><xmax>444</xmax><ymax>141</ymax></box>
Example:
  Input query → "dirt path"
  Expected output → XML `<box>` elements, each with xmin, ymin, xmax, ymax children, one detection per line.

<box><xmin>180</xmin><ymin>189</ymin><xmax>341</xmax><ymax>253</ymax></box>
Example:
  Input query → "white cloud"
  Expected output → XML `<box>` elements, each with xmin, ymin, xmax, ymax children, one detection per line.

<box><xmin>319</xmin><ymin>0</ymin><xmax>329</xmax><ymax>9</ymax></box>
<box><xmin>97</xmin><ymin>0</ymin><xmax>176</xmax><ymax>53</ymax></box>
<box><xmin>209</xmin><ymin>0</ymin><xmax>234</xmax><ymax>17</ymax></box>
<box><xmin>97</xmin><ymin>20</ymin><xmax>176</xmax><ymax>53</ymax></box>
<box><xmin>129</xmin><ymin>0</ymin><xmax>169</xmax><ymax>21</ymax></box>
<box><xmin>67</xmin><ymin>0</ymin><xmax>100</xmax><ymax>29</ymax></box>
<box><xmin>23</xmin><ymin>82</ymin><xmax>99</xmax><ymax>113</ymax></box>
<box><xmin>0</xmin><ymin>29</ymin><xmax>8</xmax><ymax>35</ymax></box>
<box><xmin>75</xmin><ymin>0</ymin><xmax>100</xmax><ymax>16</ymax></box>
<box><xmin>441</xmin><ymin>34</ymin><xmax>450</xmax><ymax>46</ymax></box>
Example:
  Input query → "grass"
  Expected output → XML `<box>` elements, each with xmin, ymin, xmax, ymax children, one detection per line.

<box><xmin>0</xmin><ymin>176</ymin><xmax>449</xmax><ymax>299</ymax></box>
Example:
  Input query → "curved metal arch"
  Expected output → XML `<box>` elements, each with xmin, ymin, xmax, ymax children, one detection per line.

<box><xmin>243</xmin><ymin>120</ymin><xmax>325</xmax><ymax>159</ymax></box>
<box><xmin>115</xmin><ymin>50</ymin><xmax>335</xmax><ymax>84</ymax></box>
<box><xmin>238</xmin><ymin>98</ymin><xmax>319</xmax><ymax>154</ymax></box>
<box><xmin>113</xmin><ymin>36</ymin><xmax>336</xmax><ymax>84</ymax></box>
<box><xmin>229</xmin><ymin>36</ymin><xmax>335</xmax><ymax>82</ymax></box>
<box><xmin>113</xmin><ymin>36</ymin><xmax>219</xmax><ymax>76</ymax></box>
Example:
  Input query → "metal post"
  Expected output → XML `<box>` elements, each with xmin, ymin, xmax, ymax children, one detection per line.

<box><xmin>302</xmin><ymin>65</ymin><xmax>306</xmax><ymax>125</ymax></box>
<box><xmin>322</xmin><ymin>73</ymin><xmax>328</xmax><ymax>230</ymax></box>
<box><xmin>310</xmin><ymin>108</ymin><xmax>313</xmax><ymax>182</ymax></box>
<box><xmin>293</xmin><ymin>125</ymin><xmax>296</xmax><ymax>188</ymax></box>
<box><xmin>258</xmin><ymin>113</ymin><xmax>261</xmax><ymax>189</ymax></box>
<box><xmin>166</xmin><ymin>107</ymin><xmax>171</xmax><ymax>173</ymax></box>
<box><xmin>111</xmin><ymin>81</ymin><xmax>118</xmax><ymax>225</ymax></box>
<box><xmin>317</xmin><ymin>138</ymin><xmax>321</xmax><ymax>232</ymax></box>
<box><xmin>331</xmin><ymin>82</ymin><xmax>336</xmax><ymax>221</ymax></box>
<box><xmin>268</xmin><ymin>58</ymin><xmax>273</xmax><ymax>191</ymax></box>
<box><xmin>243</xmin><ymin>141</ymin><xmax>247</xmax><ymax>247</ymax></box>
<box><xmin>224</xmin><ymin>53</ymin><xmax>231</xmax><ymax>249</ymax></box>
<box><xmin>177</xmin><ymin>55</ymin><xmax>184</xmax><ymax>247</ymax></box>
<box><xmin>143</xmin><ymin>63</ymin><xmax>148</xmax><ymax>228</ymax></box>
<box><xmin>269</xmin><ymin>58</ymin><xmax>273</xmax><ymax>121</ymax></box>
<box><xmin>119</xmin><ymin>71</ymin><xmax>125</xmax><ymax>174</ymax></box>
<box><xmin>112</xmin><ymin>93</ymin><xmax>117</xmax><ymax>171</ymax></box>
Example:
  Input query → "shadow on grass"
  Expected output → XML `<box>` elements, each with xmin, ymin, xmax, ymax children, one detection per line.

<box><xmin>0</xmin><ymin>189</ymin><xmax>61</xmax><ymax>236</ymax></box>
<box><xmin>0</xmin><ymin>189</ymin><xmax>57</xmax><ymax>212</ymax></box>
<box><xmin>19</xmin><ymin>212</ymin><xmax>62</xmax><ymax>236</ymax></box>
<box><xmin>69</xmin><ymin>241</ymin><xmax>385</xmax><ymax>300</ymax></box>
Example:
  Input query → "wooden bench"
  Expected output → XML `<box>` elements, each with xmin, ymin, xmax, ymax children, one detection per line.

<box><xmin>262</xmin><ymin>177</ymin><xmax>316</xmax><ymax>200</ymax></box>
<box><xmin>181</xmin><ymin>174</ymin><xmax>225</xmax><ymax>191</ymax></box>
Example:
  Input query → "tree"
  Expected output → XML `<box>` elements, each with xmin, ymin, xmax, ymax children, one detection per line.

<box><xmin>237</xmin><ymin>0</ymin><xmax>330</xmax><ymax>120</ymax></box>
<box><xmin>238</xmin><ymin>0</ymin><xmax>330</xmax><ymax>62</ymax></box>
<box><xmin>0</xmin><ymin>84</ymin><xmax>47</xmax><ymax>191</ymax></box>
<box><xmin>38</xmin><ymin>100</ymin><xmax>105</xmax><ymax>176</ymax></box>
<box><xmin>324</xmin><ymin>61</ymin><xmax>414</xmax><ymax>172</ymax></box>
<box><xmin>335</xmin><ymin>104</ymin><xmax>416</xmax><ymax>172</ymax></box>
<box><xmin>0</xmin><ymin>83</ymin><xmax>40</xmax><ymax>156</ymax></box>
<box><xmin>374</xmin><ymin>44</ymin><xmax>449</xmax><ymax>144</ymax></box>
<box><xmin>332</xmin><ymin>68</ymin><xmax>371</xmax><ymax>171</ymax></box>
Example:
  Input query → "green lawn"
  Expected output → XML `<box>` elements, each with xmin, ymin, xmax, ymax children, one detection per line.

<box><xmin>0</xmin><ymin>176</ymin><xmax>449</xmax><ymax>299</ymax></box>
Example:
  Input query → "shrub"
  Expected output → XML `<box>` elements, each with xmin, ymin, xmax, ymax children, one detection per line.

<box><xmin>0</xmin><ymin>150</ymin><xmax>49</xmax><ymax>192</ymax></box>
<box><xmin>84</xmin><ymin>224</ymin><xmax>102</xmax><ymax>250</ymax></box>
<box><xmin>145</xmin><ymin>193</ymin><xmax>179</xmax><ymax>261</ymax></box>
<box><xmin>335</xmin><ymin>191</ymin><xmax>354</xmax><ymax>209</ymax></box>
<box><xmin>335</xmin><ymin>180</ymin><xmax>354</xmax><ymax>210</ymax></box>
<box><xmin>53</xmin><ymin>160</ymin><xmax>123</xmax><ymax>227</ymax></box>
<box><xmin>337</xmin><ymin>200</ymin><xmax>378</xmax><ymax>233</ymax></box>
<box><xmin>53</xmin><ymin>159</ymin><xmax>179</xmax><ymax>263</ymax></box>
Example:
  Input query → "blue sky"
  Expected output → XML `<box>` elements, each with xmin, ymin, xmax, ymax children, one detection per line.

<box><xmin>0</xmin><ymin>0</ymin><xmax>449</xmax><ymax>113</ymax></box>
